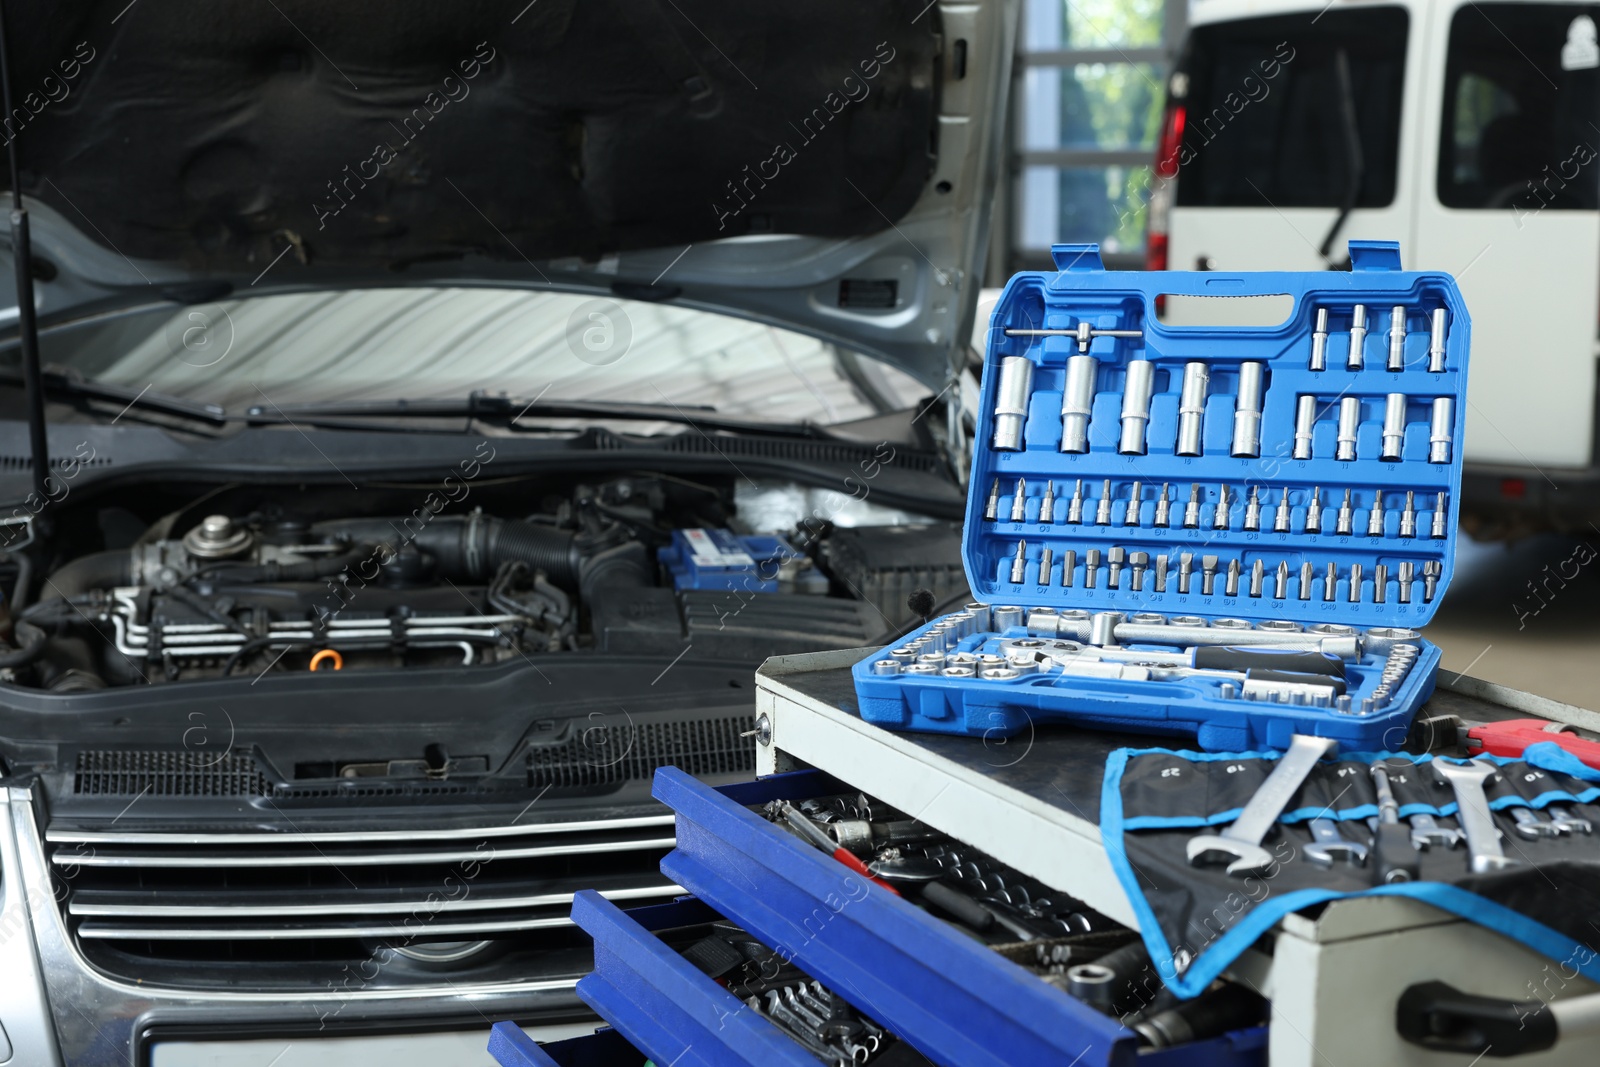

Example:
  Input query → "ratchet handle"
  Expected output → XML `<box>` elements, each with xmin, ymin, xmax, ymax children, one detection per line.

<box><xmin>1195</xmin><ymin>647</ymin><xmax>1346</xmax><ymax>678</ymax></box>
<box><xmin>1467</xmin><ymin>719</ymin><xmax>1600</xmax><ymax>770</ymax></box>
<box><xmin>1244</xmin><ymin>668</ymin><xmax>1347</xmax><ymax>695</ymax></box>
<box><xmin>1372</xmin><ymin>821</ymin><xmax>1419</xmax><ymax>884</ymax></box>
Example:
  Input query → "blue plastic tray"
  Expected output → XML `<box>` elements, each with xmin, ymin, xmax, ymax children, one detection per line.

<box><xmin>854</xmin><ymin>240</ymin><xmax>1469</xmax><ymax>751</ymax></box>
<box><xmin>650</xmin><ymin>766</ymin><xmax>1268</xmax><ymax>1067</ymax></box>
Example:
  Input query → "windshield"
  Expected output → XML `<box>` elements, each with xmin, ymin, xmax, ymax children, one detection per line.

<box><xmin>33</xmin><ymin>288</ymin><xmax>926</xmax><ymax>425</ymax></box>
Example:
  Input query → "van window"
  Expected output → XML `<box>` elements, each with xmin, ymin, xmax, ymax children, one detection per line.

<box><xmin>1174</xmin><ymin>8</ymin><xmax>1408</xmax><ymax>208</ymax></box>
<box><xmin>1437</xmin><ymin>5</ymin><xmax>1600</xmax><ymax>212</ymax></box>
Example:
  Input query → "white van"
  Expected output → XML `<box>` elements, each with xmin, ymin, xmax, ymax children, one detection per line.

<box><xmin>1148</xmin><ymin>0</ymin><xmax>1600</xmax><ymax>538</ymax></box>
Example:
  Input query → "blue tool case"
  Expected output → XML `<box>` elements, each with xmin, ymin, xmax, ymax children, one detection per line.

<box><xmin>853</xmin><ymin>240</ymin><xmax>1471</xmax><ymax>752</ymax></box>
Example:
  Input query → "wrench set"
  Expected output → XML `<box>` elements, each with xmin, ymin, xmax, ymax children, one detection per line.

<box><xmin>854</xmin><ymin>241</ymin><xmax>1471</xmax><ymax>751</ymax></box>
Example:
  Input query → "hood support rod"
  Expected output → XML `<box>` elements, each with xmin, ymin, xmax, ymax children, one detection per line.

<box><xmin>0</xmin><ymin>0</ymin><xmax>49</xmax><ymax>502</ymax></box>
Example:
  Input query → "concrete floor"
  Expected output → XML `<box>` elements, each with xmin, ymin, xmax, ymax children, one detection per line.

<box><xmin>1429</xmin><ymin>533</ymin><xmax>1600</xmax><ymax>710</ymax></box>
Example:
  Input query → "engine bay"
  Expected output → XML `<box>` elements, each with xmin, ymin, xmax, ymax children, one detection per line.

<box><xmin>2</xmin><ymin>472</ymin><xmax>964</xmax><ymax>691</ymax></box>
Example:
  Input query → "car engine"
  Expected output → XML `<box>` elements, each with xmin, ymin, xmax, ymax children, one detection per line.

<box><xmin>1</xmin><ymin>477</ymin><xmax>964</xmax><ymax>690</ymax></box>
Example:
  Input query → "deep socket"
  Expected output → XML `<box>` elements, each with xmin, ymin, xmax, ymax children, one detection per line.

<box><xmin>1084</xmin><ymin>548</ymin><xmax>1101</xmax><ymax>589</ymax></box>
<box><xmin>1010</xmin><ymin>540</ymin><xmax>1027</xmax><ymax>583</ymax></box>
<box><xmin>1040</xmin><ymin>480</ymin><xmax>1056</xmax><ymax>523</ymax></box>
<box><xmin>1349</xmin><ymin>562</ymin><xmax>1363</xmax><ymax>603</ymax></box>
<box><xmin>1010</xmin><ymin>477</ymin><xmax>1027</xmax><ymax>522</ymax></box>
<box><xmin>1155</xmin><ymin>483</ymin><xmax>1172</xmax><ymax>527</ymax></box>
<box><xmin>1400</xmin><ymin>491</ymin><xmax>1416</xmax><ymax>538</ymax></box>
<box><xmin>1095</xmin><ymin>479</ymin><xmax>1114</xmax><ymax>525</ymax></box>
<box><xmin>1243</xmin><ymin>486</ymin><xmax>1262</xmax><ymax>531</ymax></box>
<box><xmin>1428</xmin><ymin>309</ymin><xmax>1447</xmax><ymax>372</ymax></box>
<box><xmin>1336</xmin><ymin>489</ymin><xmax>1354</xmax><ymax>535</ymax></box>
<box><xmin>984</xmin><ymin>478</ymin><xmax>1000</xmax><ymax>521</ymax></box>
<box><xmin>1337</xmin><ymin>397</ymin><xmax>1360</xmax><ymax>461</ymax></box>
<box><xmin>1213</xmin><ymin>484</ymin><xmax>1231</xmax><ymax>530</ymax></box>
<box><xmin>992</xmin><ymin>356</ymin><xmax>1033</xmax><ymax>450</ymax></box>
<box><xmin>1067</xmin><ymin>479</ymin><xmax>1086</xmax><ymax>524</ymax></box>
<box><xmin>1430</xmin><ymin>398</ymin><xmax>1454</xmax><ymax>464</ymax></box>
<box><xmin>1310</xmin><ymin>307</ymin><xmax>1329</xmax><ymax>371</ymax></box>
<box><xmin>1125</xmin><ymin>481</ymin><xmax>1143</xmax><ymax>526</ymax></box>
<box><xmin>1184</xmin><ymin>484</ymin><xmax>1202</xmax><ymax>528</ymax></box>
<box><xmin>1381</xmin><ymin>393</ymin><xmax>1407</xmax><ymax>461</ymax></box>
<box><xmin>1294</xmin><ymin>395</ymin><xmax>1317</xmax><ymax>459</ymax></box>
<box><xmin>1061</xmin><ymin>549</ymin><xmax>1076</xmax><ymax>588</ymax></box>
<box><xmin>1348</xmin><ymin>305</ymin><xmax>1367</xmax><ymax>370</ymax></box>
<box><xmin>1060</xmin><ymin>355</ymin><xmax>1098</xmax><ymax>453</ymax></box>
<box><xmin>1388</xmin><ymin>306</ymin><xmax>1407</xmax><ymax>371</ymax></box>
<box><xmin>1274</xmin><ymin>488</ymin><xmax>1292</xmax><ymax>532</ymax></box>
<box><xmin>1176</xmin><ymin>362</ymin><xmax>1209</xmax><ymax>456</ymax></box>
<box><xmin>1118</xmin><ymin>359</ymin><xmax>1155</xmax><ymax>454</ymax></box>
<box><xmin>1305</xmin><ymin>487</ymin><xmax>1323</xmax><ymax>533</ymax></box>
<box><xmin>1368</xmin><ymin>491</ymin><xmax>1386</xmax><ymax>537</ymax></box>
<box><xmin>1432</xmin><ymin>492</ymin><xmax>1448</xmax><ymax>539</ymax></box>
<box><xmin>1232</xmin><ymin>361</ymin><xmax>1265</xmax><ymax>457</ymax></box>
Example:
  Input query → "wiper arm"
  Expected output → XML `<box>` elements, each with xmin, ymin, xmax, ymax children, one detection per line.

<box><xmin>0</xmin><ymin>367</ymin><xmax>229</xmax><ymax>425</ymax></box>
<box><xmin>1317</xmin><ymin>47</ymin><xmax>1365</xmax><ymax>266</ymax></box>
<box><xmin>255</xmin><ymin>393</ymin><xmax>834</xmax><ymax>438</ymax></box>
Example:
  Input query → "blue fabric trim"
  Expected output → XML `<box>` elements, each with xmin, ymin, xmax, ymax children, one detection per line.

<box><xmin>1105</xmin><ymin>746</ymin><xmax>1600</xmax><ymax>1000</ymax></box>
<box><xmin>1522</xmin><ymin>741</ymin><xmax>1600</xmax><ymax>782</ymax></box>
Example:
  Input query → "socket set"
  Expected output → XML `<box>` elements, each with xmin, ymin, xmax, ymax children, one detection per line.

<box><xmin>853</xmin><ymin>241</ymin><xmax>1470</xmax><ymax>751</ymax></box>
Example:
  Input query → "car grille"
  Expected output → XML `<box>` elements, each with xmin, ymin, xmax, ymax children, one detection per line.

<box><xmin>44</xmin><ymin>811</ymin><xmax>681</xmax><ymax>989</ymax></box>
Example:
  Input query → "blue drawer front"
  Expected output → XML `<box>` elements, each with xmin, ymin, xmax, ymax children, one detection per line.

<box><xmin>572</xmin><ymin>891</ymin><xmax>825</xmax><ymax>1067</ymax></box>
<box><xmin>653</xmin><ymin>766</ymin><xmax>1140</xmax><ymax>1067</ymax></box>
<box><xmin>487</xmin><ymin>1022</ymin><xmax>646</xmax><ymax>1067</ymax></box>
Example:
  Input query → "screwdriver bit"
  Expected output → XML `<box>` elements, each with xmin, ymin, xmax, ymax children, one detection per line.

<box><xmin>1154</xmin><ymin>554</ymin><xmax>1169</xmax><ymax>593</ymax></box>
<box><xmin>1040</xmin><ymin>480</ymin><xmax>1056</xmax><ymax>523</ymax></box>
<box><xmin>1155</xmin><ymin>483</ymin><xmax>1172</xmax><ymax>527</ymax></box>
<box><xmin>1368</xmin><ymin>491</ymin><xmax>1386</xmax><ymax>537</ymax></box>
<box><xmin>1224</xmin><ymin>558</ymin><xmax>1241</xmax><ymax>596</ymax></box>
<box><xmin>1274</xmin><ymin>489</ymin><xmax>1292</xmax><ymax>533</ymax></box>
<box><xmin>1299</xmin><ymin>561</ymin><xmax>1313</xmax><ymax>601</ymax></box>
<box><xmin>1432</xmin><ymin>492</ymin><xmax>1448</xmax><ymax>539</ymax></box>
<box><xmin>1125</xmin><ymin>481</ymin><xmax>1142</xmax><ymax>526</ymax></box>
<box><xmin>1213</xmin><ymin>484</ymin><xmax>1231</xmax><ymax>531</ymax></box>
<box><xmin>1084</xmin><ymin>548</ymin><xmax>1101</xmax><ymax>589</ymax></box>
<box><xmin>984</xmin><ymin>478</ymin><xmax>1000</xmax><ymax>522</ymax></box>
<box><xmin>1349</xmin><ymin>562</ymin><xmax>1363</xmax><ymax>603</ymax></box>
<box><xmin>1324</xmin><ymin>562</ymin><xmax>1338</xmax><ymax>601</ymax></box>
<box><xmin>1244</xmin><ymin>486</ymin><xmax>1262</xmax><ymax>531</ymax></box>
<box><xmin>1129</xmin><ymin>551</ymin><xmax>1150</xmax><ymax>592</ymax></box>
<box><xmin>1107</xmin><ymin>546</ymin><xmax>1127</xmax><ymax>589</ymax></box>
<box><xmin>1423</xmin><ymin>560</ymin><xmax>1442</xmax><ymax>602</ymax></box>
<box><xmin>1178</xmin><ymin>552</ymin><xmax>1194</xmax><ymax>594</ymax></box>
<box><xmin>1011</xmin><ymin>478</ymin><xmax>1027</xmax><ymax>522</ymax></box>
<box><xmin>1397</xmin><ymin>560</ymin><xmax>1413</xmax><ymax>603</ymax></box>
<box><xmin>1305</xmin><ymin>487</ymin><xmax>1323</xmax><ymax>534</ymax></box>
<box><xmin>1038</xmin><ymin>547</ymin><xmax>1054</xmax><ymax>585</ymax></box>
<box><xmin>1199</xmin><ymin>554</ymin><xmax>1217</xmax><ymax>596</ymax></box>
<box><xmin>1010</xmin><ymin>540</ymin><xmax>1027</xmax><ymax>583</ymax></box>
<box><xmin>1067</xmin><ymin>479</ymin><xmax>1085</xmax><ymax>524</ymax></box>
<box><xmin>1336</xmin><ymin>489</ymin><xmax>1354</xmax><ymax>535</ymax></box>
<box><xmin>1249</xmin><ymin>558</ymin><xmax>1265</xmax><ymax>597</ymax></box>
<box><xmin>1061</xmin><ymin>549</ymin><xmax>1076</xmax><ymax>588</ymax></box>
<box><xmin>1184</xmin><ymin>484</ymin><xmax>1202</xmax><ymax>528</ymax></box>
<box><xmin>1400</xmin><ymin>490</ymin><xmax>1416</xmax><ymax>538</ymax></box>
<box><xmin>1274</xmin><ymin>560</ymin><xmax>1289</xmax><ymax>599</ymax></box>
<box><xmin>1374</xmin><ymin>563</ymin><xmax>1387</xmax><ymax>604</ymax></box>
<box><xmin>1096</xmin><ymin>479</ymin><xmax>1114</xmax><ymax>525</ymax></box>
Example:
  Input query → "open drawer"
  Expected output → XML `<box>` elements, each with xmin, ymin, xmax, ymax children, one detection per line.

<box><xmin>488</xmin><ymin>1022</ymin><xmax>648</xmax><ymax>1067</ymax></box>
<box><xmin>652</xmin><ymin>766</ymin><xmax>1268</xmax><ymax>1067</ymax></box>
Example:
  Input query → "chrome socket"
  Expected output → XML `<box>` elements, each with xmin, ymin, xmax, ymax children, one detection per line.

<box><xmin>1428</xmin><ymin>308</ymin><xmax>1447</xmax><ymax>372</ymax></box>
<box><xmin>1336</xmin><ymin>397</ymin><xmax>1360</xmax><ymax>461</ymax></box>
<box><xmin>1293</xmin><ymin>395</ymin><xmax>1316</xmax><ymax>459</ymax></box>
<box><xmin>992</xmin><ymin>605</ymin><xmax>1025</xmax><ymax>631</ymax></box>
<box><xmin>1348</xmin><ymin>304</ymin><xmax>1367</xmax><ymax>370</ymax></box>
<box><xmin>1118</xmin><ymin>359</ymin><xmax>1155</xmax><ymax>454</ymax></box>
<box><xmin>992</xmin><ymin>356</ymin><xmax>1033</xmax><ymax>451</ymax></box>
<box><xmin>1388</xmin><ymin>306</ymin><xmax>1407</xmax><ymax>371</ymax></box>
<box><xmin>1430</xmin><ymin>398</ymin><xmax>1454</xmax><ymax>464</ymax></box>
<box><xmin>1231</xmin><ymin>361</ymin><xmax>1265</xmax><ymax>457</ymax></box>
<box><xmin>1381</xmin><ymin>393</ymin><xmax>1407</xmax><ymax>461</ymax></box>
<box><xmin>1310</xmin><ymin>307</ymin><xmax>1329</xmax><ymax>371</ymax></box>
<box><xmin>872</xmin><ymin>659</ymin><xmax>902</xmax><ymax>675</ymax></box>
<box><xmin>1060</xmin><ymin>355</ymin><xmax>1098</xmax><ymax>454</ymax></box>
<box><xmin>1176</xmin><ymin>362</ymin><xmax>1209</xmax><ymax>456</ymax></box>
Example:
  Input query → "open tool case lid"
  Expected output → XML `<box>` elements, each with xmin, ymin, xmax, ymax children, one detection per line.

<box><xmin>965</xmin><ymin>240</ymin><xmax>1470</xmax><ymax>628</ymax></box>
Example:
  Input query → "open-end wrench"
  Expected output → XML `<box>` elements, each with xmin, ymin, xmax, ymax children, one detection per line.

<box><xmin>1407</xmin><ymin>812</ymin><xmax>1462</xmax><ymax>850</ymax></box>
<box><xmin>1509</xmin><ymin>806</ymin><xmax>1564</xmax><ymax>839</ymax></box>
<box><xmin>1549</xmin><ymin>805</ymin><xmax>1593</xmax><ymax>834</ymax></box>
<box><xmin>1434</xmin><ymin>760</ymin><xmax>1520</xmax><ymax>873</ymax></box>
<box><xmin>1305</xmin><ymin>817</ymin><xmax>1368</xmax><ymax>867</ymax></box>
<box><xmin>1188</xmin><ymin>734</ymin><xmax>1336</xmax><ymax>875</ymax></box>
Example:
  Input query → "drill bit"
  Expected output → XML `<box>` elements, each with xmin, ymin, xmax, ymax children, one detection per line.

<box><xmin>1067</xmin><ymin>479</ymin><xmax>1085</xmax><ymax>524</ymax></box>
<box><xmin>1096</xmin><ymin>479</ymin><xmax>1114</xmax><ymax>525</ymax></box>
<box><xmin>1244</xmin><ymin>486</ymin><xmax>1262</xmax><ymax>531</ymax></box>
<box><xmin>1107</xmin><ymin>546</ymin><xmax>1127</xmax><ymax>589</ymax></box>
<box><xmin>1323</xmin><ymin>562</ymin><xmax>1338</xmax><ymax>602</ymax></box>
<box><xmin>1184</xmin><ymin>484</ymin><xmax>1202</xmax><ymax>529</ymax></box>
<box><xmin>1249</xmin><ymin>558</ymin><xmax>1265</xmax><ymax>597</ymax></box>
<box><xmin>1336</xmin><ymin>488</ymin><xmax>1354</xmax><ymax>535</ymax></box>
<box><xmin>1038</xmin><ymin>547</ymin><xmax>1054</xmax><ymax>585</ymax></box>
<box><xmin>1305</xmin><ymin>487</ymin><xmax>1323</xmax><ymax>534</ymax></box>
<box><xmin>1274</xmin><ymin>488</ymin><xmax>1292</xmax><ymax>533</ymax></box>
<box><xmin>1011</xmin><ymin>478</ymin><xmax>1028</xmax><ymax>522</ymax></box>
<box><xmin>1349</xmin><ymin>562</ymin><xmax>1363</xmax><ymax>603</ymax></box>
<box><xmin>1200</xmin><ymin>554</ymin><xmax>1218</xmax><ymax>595</ymax></box>
<box><xmin>1224</xmin><ymin>558</ymin><xmax>1241</xmax><ymax>597</ymax></box>
<box><xmin>1178</xmin><ymin>552</ymin><xmax>1195</xmax><ymax>594</ymax></box>
<box><xmin>1274</xmin><ymin>560</ymin><xmax>1289</xmax><ymax>599</ymax></box>
<box><xmin>1154</xmin><ymin>554</ymin><xmax>1169</xmax><ymax>592</ymax></box>
<box><xmin>1125</xmin><ymin>481</ymin><xmax>1142</xmax><ymax>526</ymax></box>
<box><xmin>1432</xmin><ymin>492</ymin><xmax>1448</xmax><ymax>539</ymax></box>
<box><xmin>1129</xmin><ymin>551</ymin><xmax>1149</xmax><ymax>592</ymax></box>
<box><xmin>1368</xmin><ymin>490</ymin><xmax>1386</xmax><ymax>537</ymax></box>
<box><xmin>1423</xmin><ymin>560</ymin><xmax>1442</xmax><ymax>602</ymax></box>
<box><xmin>1040</xmin><ymin>480</ymin><xmax>1056</xmax><ymax>524</ymax></box>
<box><xmin>1299</xmin><ymin>561</ymin><xmax>1313</xmax><ymax>601</ymax></box>
<box><xmin>1373</xmin><ymin>563</ymin><xmax>1387</xmax><ymax>604</ymax></box>
<box><xmin>1213</xmin><ymin>484</ymin><xmax>1231</xmax><ymax>531</ymax></box>
<box><xmin>1398</xmin><ymin>560</ymin><xmax>1414</xmax><ymax>603</ymax></box>
<box><xmin>984</xmin><ymin>478</ymin><xmax>1000</xmax><ymax>522</ymax></box>
<box><xmin>1061</xmin><ymin>549</ymin><xmax>1076</xmax><ymax>588</ymax></box>
<box><xmin>1400</xmin><ymin>490</ymin><xmax>1416</xmax><ymax>538</ymax></box>
<box><xmin>1010</xmin><ymin>540</ymin><xmax>1027</xmax><ymax>583</ymax></box>
<box><xmin>1154</xmin><ymin>483</ymin><xmax>1172</xmax><ymax>527</ymax></box>
<box><xmin>1084</xmin><ymin>548</ymin><xmax>1102</xmax><ymax>589</ymax></box>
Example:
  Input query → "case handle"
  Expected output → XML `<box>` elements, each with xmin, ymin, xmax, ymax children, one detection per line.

<box><xmin>1348</xmin><ymin>240</ymin><xmax>1403</xmax><ymax>272</ymax></box>
<box><xmin>1050</xmin><ymin>244</ymin><xmax>1105</xmax><ymax>271</ymax></box>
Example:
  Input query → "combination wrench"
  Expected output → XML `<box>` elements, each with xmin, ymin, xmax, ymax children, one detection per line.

<box><xmin>1305</xmin><ymin>817</ymin><xmax>1368</xmax><ymax>867</ymax></box>
<box><xmin>1188</xmin><ymin>734</ymin><xmax>1336</xmax><ymax>876</ymax></box>
<box><xmin>1434</xmin><ymin>760</ymin><xmax>1520</xmax><ymax>873</ymax></box>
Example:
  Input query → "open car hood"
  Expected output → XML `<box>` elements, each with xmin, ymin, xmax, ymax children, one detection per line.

<box><xmin>0</xmin><ymin>0</ymin><xmax>1016</xmax><ymax>391</ymax></box>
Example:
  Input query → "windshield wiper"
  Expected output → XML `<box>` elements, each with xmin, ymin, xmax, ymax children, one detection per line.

<box><xmin>0</xmin><ymin>367</ymin><xmax>229</xmax><ymax>425</ymax></box>
<box><xmin>252</xmin><ymin>393</ymin><xmax>835</xmax><ymax>438</ymax></box>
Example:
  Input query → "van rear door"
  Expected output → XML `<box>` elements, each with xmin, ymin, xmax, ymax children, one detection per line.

<box><xmin>1410</xmin><ymin>2</ymin><xmax>1600</xmax><ymax>470</ymax></box>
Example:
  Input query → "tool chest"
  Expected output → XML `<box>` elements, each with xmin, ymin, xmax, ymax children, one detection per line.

<box><xmin>853</xmin><ymin>240</ymin><xmax>1470</xmax><ymax>752</ymax></box>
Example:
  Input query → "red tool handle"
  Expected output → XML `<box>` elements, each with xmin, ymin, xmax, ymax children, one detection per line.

<box><xmin>1466</xmin><ymin>719</ymin><xmax>1600</xmax><ymax>770</ymax></box>
<box><xmin>832</xmin><ymin>848</ymin><xmax>902</xmax><ymax>896</ymax></box>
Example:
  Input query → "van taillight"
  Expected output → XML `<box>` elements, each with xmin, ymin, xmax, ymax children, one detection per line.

<box><xmin>1145</xmin><ymin>102</ymin><xmax>1185</xmax><ymax>274</ymax></box>
<box><xmin>1155</xmin><ymin>104</ymin><xmax>1186</xmax><ymax>180</ymax></box>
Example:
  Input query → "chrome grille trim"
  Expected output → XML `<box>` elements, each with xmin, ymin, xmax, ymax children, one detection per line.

<box><xmin>50</xmin><ymin>834</ymin><xmax>677</xmax><ymax>867</ymax></box>
<box><xmin>46</xmin><ymin>811</ymin><xmax>675</xmax><ymax>844</ymax></box>
<box><xmin>68</xmin><ymin>883</ymin><xmax>678</xmax><ymax>918</ymax></box>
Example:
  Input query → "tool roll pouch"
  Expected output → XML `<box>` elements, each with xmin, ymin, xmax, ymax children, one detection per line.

<box><xmin>1102</xmin><ymin>744</ymin><xmax>1600</xmax><ymax>999</ymax></box>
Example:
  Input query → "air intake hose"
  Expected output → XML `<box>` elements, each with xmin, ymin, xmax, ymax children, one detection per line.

<box><xmin>42</xmin><ymin>549</ymin><xmax>133</xmax><ymax>599</ymax></box>
<box><xmin>313</xmin><ymin>515</ymin><xmax>583</xmax><ymax>588</ymax></box>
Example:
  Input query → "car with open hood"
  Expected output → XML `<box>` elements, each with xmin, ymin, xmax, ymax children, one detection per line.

<box><xmin>0</xmin><ymin>2</ymin><xmax>1017</xmax><ymax>1063</ymax></box>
